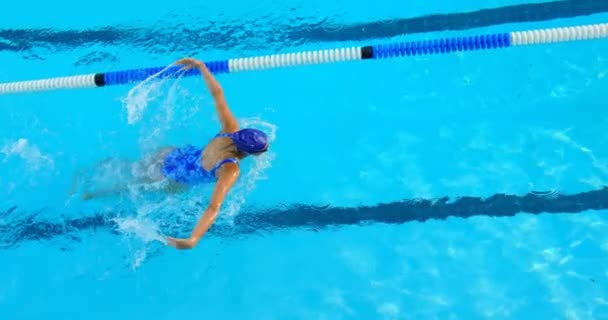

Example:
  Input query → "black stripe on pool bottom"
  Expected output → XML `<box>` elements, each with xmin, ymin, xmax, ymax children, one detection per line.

<box><xmin>307</xmin><ymin>0</ymin><xmax>608</xmax><ymax>42</ymax></box>
<box><xmin>0</xmin><ymin>0</ymin><xmax>607</xmax><ymax>55</ymax></box>
<box><xmin>1</xmin><ymin>186</ymin><xmax>607</xmax><ymax>248</ymax></box>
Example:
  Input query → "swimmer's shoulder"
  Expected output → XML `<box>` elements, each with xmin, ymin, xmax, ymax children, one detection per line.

<box><xmin>206</xmin><ymin>134</ymin><xmax>234</xmax><ymax>150</ymax></box>
<box><xmin>201</xmin><ymin>136</ymin><xmax>239</xmax><ymax>170</ymax></box>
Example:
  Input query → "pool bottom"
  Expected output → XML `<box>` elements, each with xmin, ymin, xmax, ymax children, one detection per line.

<box><xmin>0</xmin><ymin>208</ymin><xmax>606</xmax><ymax>319</ymax></box>
<box><xmin>1</xmin><ymin>186</ymin><xmax>608</xmax><ymax>249</ymax></box>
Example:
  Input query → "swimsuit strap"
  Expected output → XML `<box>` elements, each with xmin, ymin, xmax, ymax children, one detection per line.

<box><xmin>215</xmin><ymin>133</ymin><xmax>232</xmax><ymax>138</ymax></box>
<box><xmin>209</xmin><ymin>157</ymin><xmax>239</xmax><ymax>177</ymax></box>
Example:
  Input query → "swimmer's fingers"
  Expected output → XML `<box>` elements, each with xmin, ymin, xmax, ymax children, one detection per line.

<box><xmin>167</xmin><ymin>237</ymin><xmax>177</xmax><ymax>247</ymax></box>
<box><xmin>175</xmin><ymin>60</ymin><xmax>195</xmax><ymax>72</ymax></box>
<box><xmin>177</xmin><ymin>65</ymin><xmax>195</xmax><ymax>73</ymax></box>
<box><xmin>175</xmin><ymin>58</ymin><xmax>193</xmax><ymax>65</ymax></box>
<box><xmin>175</xmin><ymin>59</ymin><xmax>201</xmax><ymax>74</ymax></box>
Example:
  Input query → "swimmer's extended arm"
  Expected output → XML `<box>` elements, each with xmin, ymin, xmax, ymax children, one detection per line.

<box><xmin>167</xmin><ymin>163</ymin><xmax>240</xmax><ymax>250</ymax></box>
<box><xmin>176</xmin><ymin>58</ymin><xmax>239</xmax><ymax>133</ymax></box>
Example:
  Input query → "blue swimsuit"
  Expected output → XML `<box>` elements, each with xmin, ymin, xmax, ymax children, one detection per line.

<box><xmin>162</xmin><ymin>145</ymin><xmax>238</xmax><ymax>184</ymax></box>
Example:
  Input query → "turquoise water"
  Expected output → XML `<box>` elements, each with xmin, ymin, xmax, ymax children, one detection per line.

<box><xmin>2</xmin><ymin>1</ymin><xmax>608</xmax><ymax>319</ymax></box>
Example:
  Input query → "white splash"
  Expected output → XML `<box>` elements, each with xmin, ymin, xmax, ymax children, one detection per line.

<box><xmin>113</xmin><ymin>214</ymin><xmax>164</xmax><ymax>270</ymax></box>
<box><xmin>1</xmin><ymin>138</ymin><xmax>54</xmax><ymax>170</ymax></box>
<box><xmin>121</xmin><ymin>64</ymin><xmax>180</xmax><ymax>125</ymax></box>
<box><xmin>113</xmin><ymin>216</ymin><xmax>167</xmax><ymax>244</ymax></box>
<box><xmin>222</xmin><ymin>117</ymin><xmax>278</xmax><ymax>220</ymax></box>
<box><xmin>131</xmin><ymin>249</ymin><xmax>147</xmax><ymax>271</ymax></box>
<box><xmin>136</xmin><ymin>78</ymin><xmax>187</xmax><ymax>154</ymax></box>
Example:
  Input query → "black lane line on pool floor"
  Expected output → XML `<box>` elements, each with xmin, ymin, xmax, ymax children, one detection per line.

<box><xmin>1</xmin><ymin>186</ymin><xmax>607</xmax><ymax>248</ymax></box>
<box><xmin>0</xmin><ymin>0</ymin><xmax>607</xmax><ymax>56</ymax></box>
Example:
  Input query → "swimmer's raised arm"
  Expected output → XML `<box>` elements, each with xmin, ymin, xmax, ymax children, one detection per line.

<box><xmin>167</xmin><ymin>163</ymin><xmax>240</xmax><ymax>250</ymax></box>
<box><xmin>176</xmin><ymin>57</ymin><xmax>239</xmax><ymax>133</ymax></box>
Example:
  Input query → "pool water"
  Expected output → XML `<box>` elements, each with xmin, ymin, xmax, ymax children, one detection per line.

<box><xmin>1</xmin><ymin>0</ymin><xmax>608</xmax><ymax>319</ymax></box>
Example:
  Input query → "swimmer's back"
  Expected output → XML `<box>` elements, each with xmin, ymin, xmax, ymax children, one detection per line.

<box><xmin>201</xmin><ymin>134</ymin><xmax>240</xmax><ymax>172</ymax></box>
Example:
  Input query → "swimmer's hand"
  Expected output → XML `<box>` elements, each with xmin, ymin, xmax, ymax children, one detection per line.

<box><xmin>176</xmin><ymin>57</ymin><xmax>204</xmax><ymax>70</ymax></box>
<box><xmin>167</xmin><ymin>237</ymin><xmax>196</xmax><ymax>250</ymax></box>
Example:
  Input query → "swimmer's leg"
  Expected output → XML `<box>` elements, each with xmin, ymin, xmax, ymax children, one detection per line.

<box><xmin>129</xmin><ymin>147</ymin><xmax>174</xmax><ymax>184</ymax></box>
<box><xmin>82</xmin><ymin>175</ymin><xmax>189</xmax><ymax>200</ymax></box>
<box><xmin>71</xmin><ymin>157</ymin><xmax>134</xmax><ymax>200</ymax></box>
<box><xmin>78</xmin><ymin>147</ymin><xmax>177</xmax><ymax>201</ymax></box>
<box><xmin>69</xmin><ymin>157</ymin><xmax>129</xmax><ymax>198</ymax></box>
<box><xmin>81</xmin><ymin>185</ymin><xmax>130</xmax><ymax>200</ymax></box>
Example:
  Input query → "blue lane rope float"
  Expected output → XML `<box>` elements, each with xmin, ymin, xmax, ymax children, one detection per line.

<box><xmin>1</xmin><ymin>22</ymin><xmax>607</xmax><ymax>95</ymax></box>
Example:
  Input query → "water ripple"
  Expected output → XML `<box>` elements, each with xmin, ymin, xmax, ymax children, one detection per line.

<box><xmin>0</xmin><ymin>0</ymin><xmax>605</xmax><ymax>58</ymax></box>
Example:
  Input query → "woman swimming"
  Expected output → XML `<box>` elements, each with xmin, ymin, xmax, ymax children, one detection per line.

<box><xmin>164</xmin><ymin>58</ymin><xmax>269</xmax><ymax>250</ymax></box>
<box><xmin>78</xmin><ymin>57</ymin><xmax>269</xmax><ymax>250</ymax></box>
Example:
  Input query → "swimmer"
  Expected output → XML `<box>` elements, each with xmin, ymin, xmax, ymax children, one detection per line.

<box><xmin>75</xmin><ymin>57</ymin><xmax>270</xmax><ymax>250</ymax></box>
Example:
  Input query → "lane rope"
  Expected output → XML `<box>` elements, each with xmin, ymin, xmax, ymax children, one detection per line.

<box><xmin>1</xmin><ymin>22</ymin><xmax>607</xmax><ymax>95</ymax></box>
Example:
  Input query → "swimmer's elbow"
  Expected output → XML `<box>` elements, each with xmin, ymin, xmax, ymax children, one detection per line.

<box><xmin>208</xmin><ymin>202</ymin><xmax>222</xmax><ymax>212</ymax></box>
<box><xmin>187</xmin><ymin>237</ymin><xmax>200</xmax><ymax>249</ymax></box>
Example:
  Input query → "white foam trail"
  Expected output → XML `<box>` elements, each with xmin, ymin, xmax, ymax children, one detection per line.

<box><xmin>1</xmin><ymin>138</ymin><xmax>54</xmax><ymax>170</ymax></box>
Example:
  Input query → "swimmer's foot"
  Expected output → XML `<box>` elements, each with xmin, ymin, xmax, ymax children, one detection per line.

<box><xmin>80</xmin><ymin>186</ymin><xmax>129</xmax><ymax>201</ymax></box>
<box><xmin>68</xmin><ymin>171</ymin><xmax>84</xmax><ymax>198</ymax></box>
<box><xmin>81</xmin><ymin>192</ymin><xmax>95</xmax><ymax>201</ymax></box>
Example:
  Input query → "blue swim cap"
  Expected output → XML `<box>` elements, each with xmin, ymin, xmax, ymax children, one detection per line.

<box><xmin>230</xmin><ymin>128</ymin><xmax>269</xmax><ymax>154</ymax></box>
